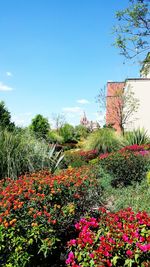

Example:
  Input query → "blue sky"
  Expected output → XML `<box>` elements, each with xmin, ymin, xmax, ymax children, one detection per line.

<box><xmin>0</xmin><ymin>0</ymin><xmax>146</xmax><ymax>127</ymax></box>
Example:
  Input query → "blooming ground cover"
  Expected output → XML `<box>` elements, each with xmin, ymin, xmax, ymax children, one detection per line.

<box><xmin>0</xmin><ymin>166</ymin><xmax>101</xmax><ymax>266</ymax></box>
<box><xmin>66</xmin><ymin>208</ymin><xmax>150</xmax><ymax>267</ymax></box>
<box><xmin>0</xmin><ymin>144</ymin><xmax>150</xmax><ymax>266</ymax></box>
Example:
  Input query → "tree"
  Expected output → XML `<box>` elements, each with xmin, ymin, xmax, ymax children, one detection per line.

<box><xmin>59</xmin><ymin>123</ymin><xmax>75</xmax><ymax>143</ymax></box>
<box><xmin>52</xmin><ymin>113</ymin><xmax>66</xmax><ymax>131</ymax></box>
<box><xmin>106</xmin><ymin>85</ymin><xmax>140</xmax><ymax>134</ymax></box>
<box><xmin>30</xmin><ymin>114</ymin><xmax>50</xmax><ymax>139</ymax></box>
<box><xmin>0</xmin><ymin>101</ymin><xmax>15</xmax><ymax>131</ymax></box>
<box><xmin>74</xmin><ymin>125</ymin><xmax>89</xmax><ymax>140</ymax></box>
<box><xmin>113</xmin><ymin>0</ymin><xmax>150</xmax><ymax>59</ymax></box>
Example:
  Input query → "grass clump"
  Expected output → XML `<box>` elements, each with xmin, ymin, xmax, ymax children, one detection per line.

<box><xmin>84</xmin><ymin>128</ymin><xmax>124</xmax><ymax>153</ymax></box>
<box><xmin>0</xmin><ymin>128</ymin><xmax>63</xmax><ymax>180</ymax></box>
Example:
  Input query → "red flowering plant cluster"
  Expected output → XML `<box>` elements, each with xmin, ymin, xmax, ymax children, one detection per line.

<box><xmin>0</xmin><ymin>165</ymin><xmax>101</xmax><ymax>266</ymax></box>
<box><xmin>66</xmin><ymin>207</ymin><xmax>150</xmax><ymax>267</ymax></box>
<box><xmin>99</xmin><ymin>145</ymin><xmax>150</xmax><ymax>186</ymax></box>
<box><xmin>64</xmin><ymin>149</ymin><xmax>98</xmax><ymax>168</ymax></box>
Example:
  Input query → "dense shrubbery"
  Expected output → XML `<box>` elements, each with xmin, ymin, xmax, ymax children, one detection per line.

<box><xmin>66</xmin><ymin>208</ymin><xmax>150</xmax><ymax>267</ymax></box>
<box><xmin>99</xmin><ymin>145</ymin><xmax>150</xmax><ymax>186</ymax></box>
<box><xmin>0</xmin><ymin>165</ymin><xmax>101</xmax><ymax>266</ymax></box>
<box><xmin>63</xmin><ymin>149</ymin><xmax>98</xmax><ymax>168</ymax></box>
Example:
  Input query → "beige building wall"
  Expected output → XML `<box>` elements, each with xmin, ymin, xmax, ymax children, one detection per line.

<box><xmin>125</xmin><ymin>79</ymin><xmax>150</xmax><ymax>134</ymax></box>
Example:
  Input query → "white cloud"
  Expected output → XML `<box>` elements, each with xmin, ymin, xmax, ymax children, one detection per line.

<box><xmin>62</xmin><ymin>106</ymin><xmax>82</xmax><ymax>114</ymax></box>
<box><xmin>93</xmin><ymin>112</ymin><xmax>105</xmax><ymax>126</ymax></box>
<box><xmin>77</xmin><ymin>99</ymin><xmax>90</xmax><ymax>104</ymax></box>
<box><xmin>6</xmin><ymin>71</ymin><xmax>13</xmax><ymax>77</ymax></box>
<box><xmin>0</xmin><ymin>82</ymin><xmax>13</xmax><ymax>91</ymax></box>
<box><xmin>12</xmin><ymin>112</ymin><xmax>33</xmax><ymax>126</ymax></box>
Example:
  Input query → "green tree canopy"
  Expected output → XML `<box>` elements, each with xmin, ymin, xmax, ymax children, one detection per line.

<box><xmin>74</xmin><ymin>125</ymin><xmax>89</xmax><ymax>140</ymax></box>
<box><xmin>0</xmin><ymin>101</ymin><xmax>15</xmax><ymax>131</ymax></box>
<box><xmin>113</xmin><ymin>0</ymin><xmax>150</xmax><ymax>59</ymax></box>
<box><xmin>30</xmin><ymin>114</ymin><xmax>50</xmax><ymax>139</ymax></box>
<box><xmin>59</xmin><ymin>123</ymin><xmax>75</xmax><ymax>143</ymax></box>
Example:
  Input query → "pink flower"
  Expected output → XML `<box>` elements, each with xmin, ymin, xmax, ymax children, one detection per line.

<box><xmin>66</xmin><ymin>251</ymin><xmax>75</xmax><ymax>264</ymax></box>
<box><xmin>138</xmin><ymin>244</ymin><xmax>150</xmax><ymax>252</ymax></box>
<box><xmin>126</xmin><ymin>250</ymin><xmax>133</xmax><ymax>257</ymax></box>
<box><xmin>68</xmin><ymin>239</ymin><xmax>77</xmax><ymax>246</ymax></box>
<box><xmin>89</xmin><ymin>253</ymin><xmax>94</xmax><ymax>258</ymax></box>
<box><xmin>122</xmin><ymin>234</ymin><xmax>129</xmax><ymax>242</ymax></box>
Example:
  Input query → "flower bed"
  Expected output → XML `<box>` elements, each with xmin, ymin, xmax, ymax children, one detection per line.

<box><xmin>66</xmin><ymin>208</ymin><xmax>150</xmax><ymax>267</ymax></box>
<box><xmin>0</xmin><ymin>165</ymin><xmax>101</xmax><ymax>266</ymax></box>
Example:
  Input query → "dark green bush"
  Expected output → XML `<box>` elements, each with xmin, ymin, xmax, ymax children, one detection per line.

<box><xmin>63</xmin><ymin>150</ymin><xmax>87</xmax><ymax>168</ymax></box>
<box><xmin>63</xmin><ymin>149</ymin><xmax>98</xmax><ymax>168</ymax></box>
<box><xmin>100</xmin><ymin>150</ymin><xmax>150</xmax><ymax>186</ymax></box>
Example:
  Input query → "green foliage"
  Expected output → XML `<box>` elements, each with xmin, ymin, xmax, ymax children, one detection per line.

<box><xmin>30</xmin><ymin>114</ymin><xmax>50</xmax><ymax>140</ymax></box>
<box><xmin>124</xmin><ymin>128</ymin><xmax>150</xmax><ymax>145</ymax></box>
<box><xmin>0</xmin><ymin>128</ymin><xmax>63</xmax><ymax>179</ymax></box>
<box><xmin>74</xmin><ymin>125</ymin><xmax>89</xmax><ymax>140</ymax></box>
<box><xmin>113</xmin><ymin>0</ymin><xmax>150</xmax><ymax>59</ymax></box>
<box><xmin>84</xmin><ymin>128</ymin><xmax>124</xmax><ymax>153</ymax></box>
<box><xmin>64</xmin><ymin>150</ymin><xmax>87</xmax><ymax>168</ymax></box>
<box><xmin>146</xmin><ymin>170</ymin><xmax>150</xmax><ymax>186</ymax></box>
<box><xmin>63</xmin><ymin>149</ymin><xmax>98</xmax><ymax>168</ymax></box>
<box><xmin>0</xmin><ymin>101</ymin><xmax>15</xmax><ymax>131</ymax></box>
<box><xmin>102</xmin><ymin>178</ymin><xmax>150</xmax><ymax>213</ymax></box>
<box><xmin>100</xmin><ymin>150</ymin><xmax>150</xmax><ymax>186</ymax></box>
<box><xmin>48</xmin><ymin>130</ymin><xmax>64</xmax><ymax>144</ymax></box>
<box><xmin>59</xmin><ymin>123</ymin><xmax>75</xmax><ymax>143</ymax></box>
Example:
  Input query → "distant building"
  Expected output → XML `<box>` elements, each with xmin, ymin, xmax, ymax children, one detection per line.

<box><xmin>106</xmin><ymin>52</ymin><xmax>150</xmax><ymax>134</ymax></box>
<box><xmin>80</xmin><ymin>112</ymin><xmax>100</xmax><ymax>131</ymax></box>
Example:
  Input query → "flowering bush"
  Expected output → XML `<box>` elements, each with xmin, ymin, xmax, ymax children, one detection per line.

<box><xmin>0</xmin><ymin>165</ymin><xmax>101</xmax><ymax>266</ymax></box>
<box><xmin>99</xmin><ymin>146</ymin><xmax>150</xmax><ymax>186</ymax></box>
<box><xmin>120</xmin><ymin>144</ymin><xmax>146</xmax><ymax>152</ymax></box>
<box><xmin>66</xmin><ymin>207</ymin><xmax>150</xmax><ymax>267</ymax></box>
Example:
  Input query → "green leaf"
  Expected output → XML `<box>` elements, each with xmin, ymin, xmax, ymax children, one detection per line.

<box><xmin>112</xmin><ymin>256</ymin><xmax>120</xmax><ymax>266</ymax></box>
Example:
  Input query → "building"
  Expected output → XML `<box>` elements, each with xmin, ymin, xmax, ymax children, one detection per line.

<box><xmin>80</xmin><ymin>112</ymin><xmax>100</xmax><ymax>131</ymax></box>
<box><xmin>106</xmin><ymin>52</ymin><xmax>150</xmax><ymax>134</ymax></box>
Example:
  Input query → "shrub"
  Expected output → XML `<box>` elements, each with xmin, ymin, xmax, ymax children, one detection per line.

<box><xmin>48</xmin><ymin>130</ymin><xmax>64</xmax><ymax>144</ymax></box>
<box><xmin>66</xmin><ymin>208</ymin><xmax>150</xmax><ymax>267</ymax></box>
<box><xmin>59</xmin><ymin>123</ymin><xmax>75</xmax><ymax>143</ymax></box>
<box><xmin>99</xmin><ymin>148</ymin><xmax>150</xmax><ymax>186</ymax></box>
<box><xmin>64</xmin><ymin>150</ymin><xmax>98</xmax><ymax>168</ymax></box>
<box><xmin>84</xmin><ymin>128</ymin><xmax>124</xmax><ymax>153</ymax></box>
<box><xmin>0</xmin><ymin>129</ymin><xmax>63</xmax><ymax>180</ymax></box>
<box><xmin>0</xmin><ymin>165</ymin><xmax>102</xmax><ymax>266</ymax></box>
